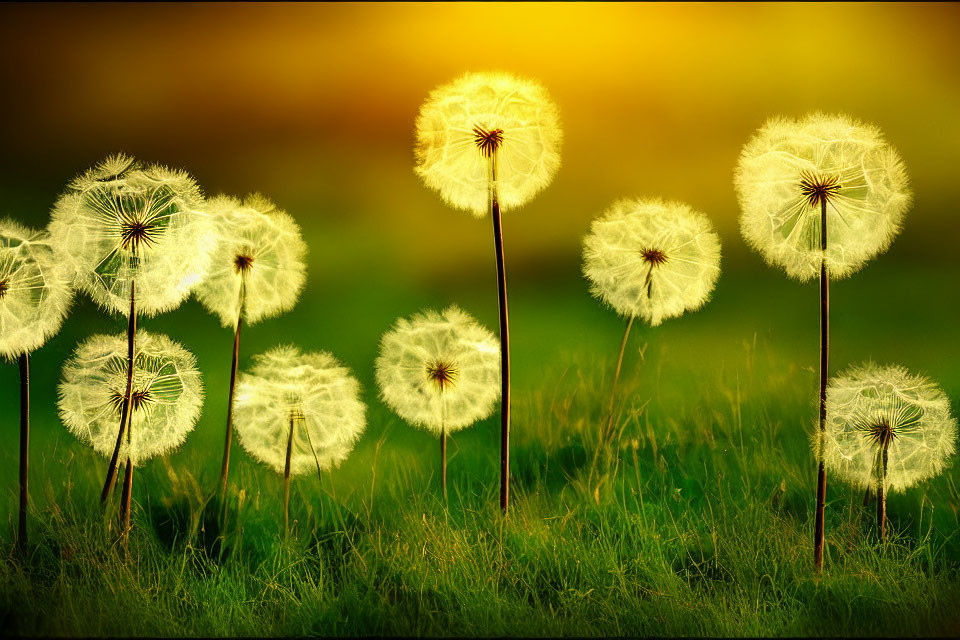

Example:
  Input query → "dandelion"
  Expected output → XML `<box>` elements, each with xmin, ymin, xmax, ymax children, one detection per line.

<box><xmin>820</xmin><ymin>363</ymin><xmax>956</xmax><ymax>540</ymax></box>
<box><xmin>58</xmin><ymin>331</ymin><xmax>203</xmax><ymax>541</ymax></box>
<box><xmin>48</xmin><ymin>154</ymin><xmax>215</xmax><ymax>504</ymax></box>
<box><xmin>233</xmin><ymin>346</ymin><xmax>366</xmax><ymax>537</ymax></box>
<box><xmin>582</xmin><ymin>198</ymin><xmax>721</xmax><ymax>440</ymax></box>
<box><xmin>734</xmin><ymin>113</ymin><xmax>911</xmax><ymax>570</ymax></box>
<box><xmin>415</xmin><ymin>71</ymin><xmax>562</xmax><ymax>513</ymax></box>
<box><xmin>375</xmin><ymin>306</ymin><xmax>500</xmax><ymax>499</ymax></box>
<box><xmin>1</xmin><ymin>220</ymin><xmax>74</xmax><ymax>552</ymax></box>
<box><xmin>192</xmin><ymin>194</ymin><xmax>307</xmax><ymax>512</ymax></box>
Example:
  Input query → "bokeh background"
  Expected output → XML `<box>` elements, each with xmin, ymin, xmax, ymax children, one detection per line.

<box><xmin>1</xmin><ymin>2</ymin><xmax>959</xmax><ymax>525</ymax></box>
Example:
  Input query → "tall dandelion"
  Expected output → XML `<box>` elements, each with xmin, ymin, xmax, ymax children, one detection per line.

<box><xmin>193</xmin><ymin>194</ymin><xmax>307</xmax><ymax>512</ymax></box>
<box><xmin>233</xmin><ymin>346</ymin><xmax>366</xmax><ymax>537</ymax></box>
<box><xmin>415</xmin><ymin>71</ymin><xmax>562</xmax><ymax>513</ymax></box>
<box><xmin>58</xmin><ymin>331</ymin><xmax>203</xmax><ymax>542</ymax></box>
<box><xmin>1</xmin><ymin>220</ymin><xmax>74</xmax><ymax>552</ymax></box>
<box><xmin>582</xmin><ymin>198</ymin><xmax>721</xmax><ymax>441</ymax></box>
<box><xmin>735</xmin><ymin>113</ymin><xmax>910</xmax><ymax>569</ymax></box>
<box><xmin>376</xmin><ymin>306</ymin><xmax>500</xmax><ymax>499</ymax></box>
<box><xmin>821</xmin><ymin>363</ymin><xmax>956</xmax><ymax>540</ymax></box>
<box><xmin>49</xmin><ymin>154</ymin><xmax>214</xmax><ymax>505</ymax></box>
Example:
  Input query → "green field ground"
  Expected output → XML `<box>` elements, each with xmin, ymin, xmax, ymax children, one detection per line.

<box><xmin>2</xmin><ymin>257</ymin><xmax>959</xmax><ymax>637</ymax></box>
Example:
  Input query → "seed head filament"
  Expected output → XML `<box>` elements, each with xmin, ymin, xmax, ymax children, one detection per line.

<box><xmin>473</xmin><ymin>126</ymin><xmax>504</xmax><ymax>158</ymax></box>
<box><xmin>110</xmin><ymin>388</ymin><xmax>153</xmax><ymax>415</ymax></box>
<box><xmin>426</xmin><ymin>359</ymin><xmax>459</xmax><ymax>392</ymax></box>
<box><xmin>799</xmin><ymin>171</ymin><xmax>842</xmax><ymax>210</ymax></box>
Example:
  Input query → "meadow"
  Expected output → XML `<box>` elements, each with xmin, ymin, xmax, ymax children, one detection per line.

<box><xmin>2</xmin><ymin>252</ymin><xmax>958</xmax><ymax>637</ymax></box>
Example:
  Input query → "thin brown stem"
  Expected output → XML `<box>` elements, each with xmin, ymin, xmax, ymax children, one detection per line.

<box><xmin>119</xmin><ymin>458</ymin><xmax>133</xmax><ymax>551</ymax></box>
<box><xmin>283</xmin><ymin>412</ymin><xmax>296</xmax><ymax>539</ymax></box>
<box><xmin>17</xmin><ymin>352</ymin><xmax>29</xmax><ymax>554</ymax></box>
<box><xmin>219</xmin><ymin>278</ymin><xmax>246</xmax><ymax>524</ymax></box>
<box><xmin>814</xmin><ymin>197</ymin><xmax>828</xmax><ymax>571</ymax></box>
<box><xmin>877</xmin><ymin>441</ymin><xmax>889</xmax><ymax>542</ymax></box>
<box><xmin>490</xmin><ymin>153</ymin><xmax>510</xmax><ymax>515</ymax></box>
<box><xmin>440</xmin><ymin>428</ymin><xmax>447</xmax><ymax>502</ymax></box>
<box><xmin>102</xmin><ymin>280</ymin><xmax>137</xmax><ymax>503</ymax></box>
<box><xmin>603</xmin><ymin>316</ymin><xmax>635</xmax><ymax>442</ymax></box>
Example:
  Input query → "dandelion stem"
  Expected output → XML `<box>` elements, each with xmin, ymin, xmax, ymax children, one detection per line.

<box><xmin>603</xmin><ymin>316</ymin><xmax>635</xmax><ymax>442</ymax></box>
<box><xmin>219</xmin><ymin>276</ymin><xmax>246</xmax><ymax>524</ymax></box>
<box><xmin>489</xmin><ymin>153</ymin><xmax>510</xmax><ymax>515</ymax></box>
<box><xmin>101</xmin><ymin>280</ymin><xmax>137</xmax><ymax>504</ymax></box>
<box><xmin>17</xmin><ymin>352</ymin><xmax>29</xmax><ymax>554</ymax></box>
<box><xmin>283</xmin><ymin>412</ymin><xmax>295</xmax><ymax>539</ymax></box>
<box><xmin>877</xmin><ymin>439</ymin><xmax>890</xmax><ymax>542</ymax></box>
<box><xmin>814</xmin><ymin>198</ymin><xmax>829</xmax><ymax>571</ymax></box>
<box><xmin>119</xmin><ymin>458</ymin><xmax>133</xmax><ymax>551</ymax></box>
<box><xmin>440</xmin><ymin>427</ymin><xmax>447</xmax><ymax>502</ymax></box>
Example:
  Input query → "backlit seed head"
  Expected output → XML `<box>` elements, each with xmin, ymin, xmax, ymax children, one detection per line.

<box><xmin>376</xmin><ymin>306</ymin><xmax>500</xmax><ymax>436</ymax></box>
<box><xmin>735</xmin><ymin>113</ymin><xmax>910</xmax><ymax>281</ymax></box>
<box><xmin>415</xmin><ymin>71</ymin><xmax>562</xmax><ymax>216</ymax></box>
<box><xmin>194</xmin><ymin>194</ymin><xmax>307</xmax><ymax>329</ymax></box>
<box><xmin>582</xmin><ymin>198</ymin><xmax>721</xmax><ymax>326</ymax></box>
<box><xmin>819</xmin><ymin>362</ymin><xmax>957</xmax><ymax>492</ymax></box>
<box><xmin>233</xmin><ymin>346</ymin><xmax>366</xmax><ymax>476</ymax></box>
<box><xmin>57</xmin><ymin>331</ymin><xmax>203</xmax><ymax>466</ymax></box>
<box><xmin>48</xmin><ymin>155</ymin><xmax>216</xmax><ymax>317</ymax></box>
<box><xmin>0</xmin><ymin>220</ymin><xmax>74</xmax><ymax>359</ymax></box>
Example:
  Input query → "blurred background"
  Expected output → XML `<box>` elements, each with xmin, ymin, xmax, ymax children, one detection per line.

<box><xmin>1</xmin><ymin>2</ymin><xmax>958</xmax><ymax>523</ymax></box>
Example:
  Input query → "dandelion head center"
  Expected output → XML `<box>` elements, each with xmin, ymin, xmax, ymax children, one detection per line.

<box><xmin>473</xmin><ymin>126</ymin><xmax>504</xmax><ymax>158</ymax></box>
<box><xmin>867</xmin><ymin>418</ymin><xmax>897</xmax><ymax>449</ymax></box>
<box><xmin>119</xmin><ymin>216</ymin><xmax>158</xmax><ymax>253</ymax></box>
<box><xmin>799</xmin><ymin>171</ymin><xmax>842</xmax><ymax>209</ymax></box>
<box><xmin>640</xmin><ymin>248</ymin><xmax>668</xmax><ymax>266</ymax></box>
<box><xmin>234</xmin><ymin>254</ymin><xmax>254</xmax><ymax>273</ymax></box>
<box><xmin>426</xmin><ymin>359</ymin><xmax>459</xmax><ymax>392</ymax></box>
<box><xmin>110</xmin><ymin>388</ymin><xmax>153</xmax><ymax>414</ymax></box>
<box><xmin>0</xmin><ymin>278</ymin><xmax>8</xmax><ymax>299</ymax></box>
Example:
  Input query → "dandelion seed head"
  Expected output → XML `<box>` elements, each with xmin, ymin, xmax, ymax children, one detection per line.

<box><xmin>582</xmin><ymin>198</ymin><xmax>722</xmax><ymax>326</ymax></box>
<box><xmin>49</xmin><ymin>155</ymin><xmax>216</xmax><ymax>317</ymax></box>
<box><xmin>819</xmin><ymin>362</ymin><xmax>956</xmax><ymax>492</ymax></box>
<box><xmin>194</xmin><ymin>194</ymin><xmax>307</xmax><ymax>328</ymax></box>
<box><xmin>735</xmin><ymin>113</ymin><xmax>910</xmax><ymax>281</ymax></box>
<box><xmin>233</xmin><ymin>346</ymin><xmax>366</xmax><ymax>476</ymax></box>
<box><xmin>0</xmin><ymin>220</ymin><xmax>74</xmax><ymax>359</ymax></box>
<box><xmin>57</xmin><ymin>331</ymin><xmax>203</xmax><ymax>466</ymax></box>
<box><xmin>376</xmin><ymin>306</ymin><xmax>500</xmax><ymax>435</ymax></box>
<box><xmin>414</xmin><ymin>71</ymin><xmax>562</xmax><ymax>216</ymax></box>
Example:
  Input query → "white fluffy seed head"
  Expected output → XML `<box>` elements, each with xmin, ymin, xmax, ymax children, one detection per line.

<box><xmin>735</xmin><ymin>113</ymin><xmax>910</xmax><ymax>281</ymax></box>
<box><xmin>48</xmin><ymin>154</ymin><xmax>216</xmax><ymax>317</ymax></box>
<box><xmin>58</xmin><ymin>330</ymin><xmax>204</xmax><ymax>466</ymax></box>
<box><xmin>233</xmin><ymin>346</ymin><xmax>366</xmax><ymax>476</ymax></box>
<box><xmin>414</xmin><ymin>70</ymin><xmax>562</xmax><ymax>216</ymax></box>
<box><xmin>582</xmin><ymin>198</ymin><xmax>722</xmax><ymax>326</ymax></box>
<box><xmin>819</xmin><ymin>362</ymin><xmax>956</xmax><ymax>493</ymax></box>
<box><xmin>0</xmin><ymin>220</ymin><xmax>74</xmax><ymax>359</ymax></box>
<box><xmin>375</xmin><ymin>306</ymin><xmax>500</xmax><ymax>435</ymax></box>
<box><xmin>194</xmin><ymin>194</ymin><xmax>307</xmax><ymax>328</ymax></box>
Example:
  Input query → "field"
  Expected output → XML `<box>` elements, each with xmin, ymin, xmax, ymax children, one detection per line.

<box><xmin>2</xmin><ymin>256</ymin><xmax>959</xmax><ymax>637</ymax></box>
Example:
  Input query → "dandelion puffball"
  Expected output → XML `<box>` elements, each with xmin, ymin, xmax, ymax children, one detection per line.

<box><xmin>49</xmin><ymin>154</ymin><xmax>216</xmax><ymax>316</ymax></box>
<box><xmin>582</xmin><ymin>198</ymin><xmax>721</xmax><ymax>327</ymax></box>
<box><xmin>376</xmin><ymin>306</ymin><xmax>500</xmax><ymax>435</ymax></box>
<box><xmin>820</xmin><ymin>363</ymin><xmax>956</xmax><ymax>493</ymax></box>
<box><xmin>233</xmin><ymin>346</ymin><xmax>366</xmax><ymax>476</ymax></box>
<box><xmin>194</xmin><ymin>194</ymin><xmax>307</xmax><ymax>328</ymax></box>
<box><xmin>735</xmin><ymin>113</ymin><xmax>910</xmax><ymax>281</ymax></box>
<box><xmin>0</xmin><ymin>220</ymin><xmax>74</xmax><ymax>359</ymax></box>
<box><xmin>414</xmin><ymin>71</ymin><xmax>562</xmax><ymax>216</ymax></box>
<box><xmin>58</xmin><ymin>331</ymin><xmax>204</xmax><ymax>466</ymax></box>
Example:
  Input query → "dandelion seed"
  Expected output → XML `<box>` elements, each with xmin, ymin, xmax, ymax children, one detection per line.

<box><xmin>415</xmin><ymin>71</ymin><xmax>561</xmax><ymax>513</ymax></box>
<box><xmin>820</xmin><ymin>363</ymin><xmax>957</xmax><ymax>540</ymax></box>
<box><xmin>49</xmin><ymin>154</ymin><xmax>215</xmax><ymax>506</ymax></box>
<box><xmin>1</xmin><ymin>219</ymin><xmax>74</xmax><ymax>553</ymax></box>
<box><xmin>375</xmin><ymin>306</ymin><xmax>500</xmax><ymax>499</ymax></box>
<box><xmin>735</xmin><ymin>114</ymin><xmax>911</xmax><ymax>569</ymax></box>
<box><xmin>192</xmin><ymin>194</ymin><xmax>307</xmax><ymax>513</ymax></box>
<box><xmin>232</xmin><ymin>346</ymin><xmax>366</xmax><ymax>536</ymax></box>
<box><xmin>582</xmin><ymin>197</ymin><xmax>721</xmax><ymax>443</ymax></box>
<box><xmin>58</xmin><ymin>331</ymin><xmax>203</xmax><ymax>539</ymax></box>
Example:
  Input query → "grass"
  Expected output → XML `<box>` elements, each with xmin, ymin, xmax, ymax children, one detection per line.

<box><xmin>2</xmin><ymin>259</ymin><xmax>960</xmax><ymax>636</ymax></box>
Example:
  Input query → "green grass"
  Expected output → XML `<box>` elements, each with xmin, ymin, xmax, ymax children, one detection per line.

<box><xmin>2</xmin><ymin>260</ymin><xmax>960</xmax><ymax>637</ymax></box>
